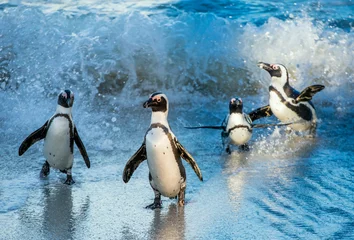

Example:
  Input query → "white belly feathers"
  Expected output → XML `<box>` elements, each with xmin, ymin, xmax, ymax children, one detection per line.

<box><xmin>269</xmin><ymin>91</ymin><xmax>315</xmax><ymax>131</ymax></box>
<box><xmin>43</xmin><ymin>116</ymin><xmax>73</xmax><ymax>170</ymax></box>
<box><xmin>226</xmin><ymin>113</ymin><xmax>252</xmax><ymax>146</ymax></box>
<box><xmin>145</xmin><ymin>127</ymin><xmax>182</xmax><ymax>197</ymax></box>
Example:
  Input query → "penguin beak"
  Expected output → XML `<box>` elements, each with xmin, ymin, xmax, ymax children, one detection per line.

<box><xmin>67</xmin><ymin>95</ymin><xmax>75</xmax><ymax>108</ymax></box>
<box><xmin>257</xmin><ymin>62</ymin><xmax>272</xmax><ymax>71</ymax></box>
<box><xmin>229</xmin><ymin>98</ymin><xmax>242</xmax><ymax>112</ymax></box>
<box><xmin>230</xmin><ymin>98</ymin><xmax>242</xmax><ymax>105</ymax></box>
<box><xmin>143</xmin><ymin>98</ymin><xmax>154</xmax><ymax>108</ymax></box>
<box><xmin>67</xmin><ymin>98</ymin><xmax>72</xmax><ymax>107</ymax></box>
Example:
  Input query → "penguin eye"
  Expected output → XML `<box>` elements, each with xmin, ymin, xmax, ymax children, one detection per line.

<box><xmin>61</xmin><ymin>92</ymin><xmax>67</xmax><ymax>99</ymax></box>
<box><xmin>157</xmin><ymin>97</ymin><xmax>161</xmax><ymax>102</ymax></box>
<box><xmin>271</xmin><ymin>64</ymin><xmax>279</xmax><ymax>70</ymax></box>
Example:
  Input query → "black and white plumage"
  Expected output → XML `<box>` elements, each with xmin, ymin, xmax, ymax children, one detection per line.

<box><xmin>122</xmin><ymin>92</ymin><xmax>203</xmax><ymax>209</ymax></box>
<box><xmin>257</xmin><ymin>62</ymin><xmax>325</xmax><ymax>135</ymax></box>
<box><xmin>222</xmin><ymin>98</ymin><xmax>254</xmax><ymax>152</ymax></box>
<box><xmin>19</xmin><ymin>90</ymin><xmax>90</xmax><ymax>184</ymax></box>
<box><xmin>186</xmin><ymin>98</ymin><xmax>287</xmax><ymax>153</ymax></box>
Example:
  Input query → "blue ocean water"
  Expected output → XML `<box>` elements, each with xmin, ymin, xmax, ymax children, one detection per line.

<box><xmin>0</xmin><ymin>1</ymin><xmax>353</xmax><ymax>239</ymax></box>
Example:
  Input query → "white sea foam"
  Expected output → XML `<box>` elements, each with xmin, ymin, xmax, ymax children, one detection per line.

<box><xmin>239</xmin><ymin>16</ymin><xmax>354</xmax><ymax>94</ymax></box>
<box><xmin>1</xmin><ymin>3</ymin><xmax>354</xmax><ymax>239</ymax></box>
<box><xmin>1</xmin><ymin>6</ymin><xmax>352</xmax><ymax>104</ymax></box>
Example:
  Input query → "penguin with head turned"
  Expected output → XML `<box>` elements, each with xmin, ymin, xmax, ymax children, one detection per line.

<box><xmin>19</xmin><ymin>90</ymin><xmax>90</xmax><ymax>184</ymax></box>
<box><xmin>123</xmin><ymin>92</ymin><xmax>203</xmax><ymax>209</ymax></box>
<box><xmin>257</xmin><ymin>62</ymin><xmax>325</xmax><ymax>136</ymax></box>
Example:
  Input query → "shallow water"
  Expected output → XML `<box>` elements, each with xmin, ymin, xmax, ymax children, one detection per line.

<box><xmin>1</xmin><ymin>1</ymin><xmax>354</xmax><ymax>239</ymax></box>
<box><xmin>1</xmin><ymin>102</ymin><xmax>354</xmax><ymax>239</ymax></box>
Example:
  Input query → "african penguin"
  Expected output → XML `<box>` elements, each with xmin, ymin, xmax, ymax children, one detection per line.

<box><xmin>222</xmin><ymin>98</ymin><xmax>253</xmax><ymax>152</ymax></box>
<box><xmin>186</xmin><ymin>98</ymin><xmax>288</xmax><ymax>153</ymax></box>
<box><xmin>19</xmin><ymin>90</ymin><xmax>90</xmax><ymax>184</ymax></box>
<box><xmin>123</xmin><ymin>92</ymin><xmax>203</xmax><ymax>209</ymax></box>
<box><xmin>258</xmin><ymin>62</ymin><xmax>325</xmax><ymax>136</ymax></box>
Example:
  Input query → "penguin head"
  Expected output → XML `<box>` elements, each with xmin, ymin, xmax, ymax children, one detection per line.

<box><xmin>58</xmin><ymin>89</ymin><xmax>74</xmax><ymax>108</ymax></box>
<box><xmin>143</xmin><ymin>92</ymin><xmax>168</xmax><ymax>113</ymax></box>
<box><xmin>258</xmin><ymin>62</ymin><xmax>289</xmax><ymax>85</ymax></box>
<box><xmin>229</xmin><ymin>97</ymin><xmax>243</xmax><ymax>114</ymax></box>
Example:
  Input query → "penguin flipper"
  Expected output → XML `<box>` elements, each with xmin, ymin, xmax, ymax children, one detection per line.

<box><xmin>185</xmin><ymin>126</ymin><xmax>225</xmax><ymax>130</ymax></box>
<box><xmin>123</xmin><ymin>143</ymin><xmax>147</xmax><ymax>183</ymax></box>
<box><xmin>221</xmin><ymin>115</ymin><xmax>229</xmax><ymax>145</ymax></box>
<box><xmin>174</xmin><ymin>139</ymin><xmax>203</xmax><ymax>182</ymax></box>
<box><xmin>252</xmin><ymin>122</ymin><xmax>293</xmax><ymax>128</ymax></box>
<box><xmin>248</xmin><ymin>105</ymin><xmax>273</xmax><ymax>122</ymax></box>
<box><xmin>221</xmin><ymin>115</ymin><xmax>228</xmax><ymax>129</ymax></box>
<box><xmin>74</xmin><ymin>127</ymin><xmax>90</xmax><ymax>168</ymax></box>
<box><xmin>296</xmin><ymin>85</ymin><xmax>325</xmax><ymax>103</ymax></box>
<box><xmin>19</xmin><ymin>121</ymin><xmax>48</xmax><ymax>156</ymax></box>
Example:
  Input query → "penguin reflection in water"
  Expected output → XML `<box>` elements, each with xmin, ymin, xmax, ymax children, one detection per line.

<box><xmin>186</xmin><ymin>97</ymin><xmax>290</xmax><ymax>153</ymax></box>
<box><xmin>123</xmin><ymin>92</ymin><xmax>203</xmax><ymax>209</ymax></box>
<box><xmin>257</xmin><ymin>62</ymin><xmax>325</xmax><ymax>136</ymax></box>
<box><xmin>19</xmin><ymin>90</ymin><xmax>90</xmax><ymax>184</ymax></box>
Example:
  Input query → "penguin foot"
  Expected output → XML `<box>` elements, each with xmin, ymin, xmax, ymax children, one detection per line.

<box><xmin>147</xmin><ymin>180</ymin><xmax>162</xmax><ymax>209</ymax></box>
<box><xmin>40</xmin><ymin>161</ymin><xmax>50</xmax><ymax>178</ymax></box>
<box><xmin>64</xmin><ymin>175</ymin><xmax>75</xmax><ymax>185</ymax></box>
<box><xmin>177</xmin><ymin>195</ymin><xmax>185</xmax><ymax>207</ymax></box>
<box><xmin>145</xmin><ymin>200</ymin><xmax>162</xmax><ymax>210</ymax></box>
<box><xmin>308</xmin><ymin>124</ymin><xmax>317</xmax><ymax>138</ymax></box>
<box><xmin>239</xmin><ymin>144</ymin><xmax>250</xmax><ymax>152</ymax></box>
<box><xmin>226</xmin><ymin>145</ymin><xmax>232</xmax><ymax>154</ymax></box>
<box><xmin>178</xmin><ymin>184</ymin><xmax>186</xmax><ymax>207</ymax></box>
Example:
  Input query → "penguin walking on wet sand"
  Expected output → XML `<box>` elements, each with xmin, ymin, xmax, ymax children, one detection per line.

<box><xmin>257</xmin><ymin>62</ymin><xmax>325</xmax><ymax>136</ymax></box>
<box><xmin>186</xmin><ymin>97</ymin><xmax>289</xmax><ymax>153</ymax></box>
<box><xmin>19</xmin><ymin>90</ymin><xmax>90</xmax><ymax>184</ymax></box>
<box><xmin>122</xmin><ymin>92</ymin><xmax>203</xmax><ymax>209</ymax></box>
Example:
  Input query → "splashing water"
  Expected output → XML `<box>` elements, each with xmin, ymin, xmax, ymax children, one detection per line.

<box><xmin>1</xmin><ymin>1</ymin><xmax>354</xmax><ymax>239</ymax></box>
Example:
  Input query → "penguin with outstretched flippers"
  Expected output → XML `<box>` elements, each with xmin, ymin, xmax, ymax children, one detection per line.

<box><xmin>186</xmin><ymin>97</ymin><xmax>291</xmax><ymax>153</ymax></box>
<box><xmin>123</xmin><ymin>92</ymin><xmax>203</xmax><ymax>209</ymax></box>
<box><xmin>257</xmin><ymin>62</ymin><xmax>325</xmax><ymax>136</ymax></box>
<box><xmin>19</xmin><ymin>90</ymin><xmax>90</xmax><ymax>184</ymax></box>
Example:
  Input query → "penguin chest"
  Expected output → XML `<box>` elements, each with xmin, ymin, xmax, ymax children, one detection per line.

<box><xmin>269</xmin><ymin>91</ymin><xmax>314</xmax><ymax>131</ymax></box>
<box><xmin>44</xmin><ymin>117</ymin><xmax>74</xmax><ymax>170</ymax></box>
<box><xmin>269</xmin><ymin>90</ymin><xmax>298</xmax><ymax>121</ymax></box>
<box><xmin>226</xmin><ymin>114</ymin><xmax>252</xmax><ymax>145</ymax></box>
<box><xmin>145</xmin><ymin>128</ymin><xmax>183</xmax><ymax>197</ymax></box>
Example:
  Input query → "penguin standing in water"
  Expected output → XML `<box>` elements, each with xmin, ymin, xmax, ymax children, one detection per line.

<box><xmin>257</xmin><ymin>62</ymin><xmax>325</xmax><ymax>136</ymax></box>
<box><xmin>123</xmin><ymin>92</ymin><xmax>203</xmax><ymax>209</ymax></box>
<box><xmin>186</xmin><ymin>97</ymin><xmax>288</xmax><ymax>153</ymax></box>
<box><xmin>222</xmin><ymin>98</ymin><xmax>257</xmax><ymax>152</ymax></box>
<box><xmin>19</xmin><ymin>90</ymin><xmax>90</xmax><ymax>184</ymax></box>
